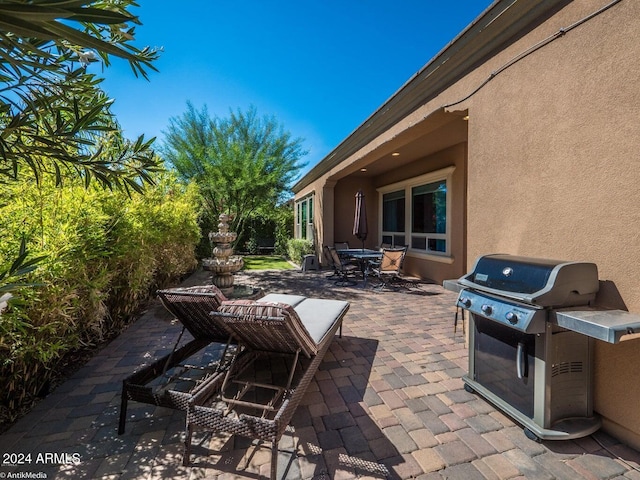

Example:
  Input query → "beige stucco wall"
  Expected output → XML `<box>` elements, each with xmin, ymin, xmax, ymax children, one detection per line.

<box><xmin>294</xmin><ymin>181</ymin><xmax>329</xmax><ymax>264</ymax></box>
<box><xmin>332</xmin><ymin>177</ymin><xmax>376</xmax><ymax>249</ymax></box>
<box><xmin>325</xmin><ymin>142</ymin><xmax>467</xmax><ymax>283</ymax></box>
<box><xmin>460</xmin><ymin>0</ymin><xmax>640</xmax><ymax>448</ymax></box>
<box><xmin>369</xmin><ymin>143</ymin><xmax>468</xmax><ymax>283</ymax></box>
<box><xmin>295</xmin><ymin>0</ymin><xmax>640</xmax><ymax>448</ymax></box>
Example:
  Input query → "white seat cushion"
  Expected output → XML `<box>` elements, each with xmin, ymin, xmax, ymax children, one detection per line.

<box><xmin>259</xmin><ymin>293</ymin><xmax>307</xmax><ymax>308</ymax></box>
<box><xmin>294</xmin><ymin>299</ymin><xmax>349</xmax><ymax>344</ymax></box>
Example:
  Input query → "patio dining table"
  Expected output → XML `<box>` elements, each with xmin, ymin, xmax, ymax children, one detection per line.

<box><xmin>338</xmin><ymin>248</ymin><xmax>383</xmax><ymax>286</ymax></box>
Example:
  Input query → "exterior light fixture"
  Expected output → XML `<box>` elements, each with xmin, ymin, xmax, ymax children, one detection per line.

<box><xmin>391</xmin><ymin>152</ymin><xmax>400</xmax><ymax>156</ymax></box>
<box><xmin>360</xmin><ymin>168</ymin><xmax>367</xmax><ymax>172</ymax></box>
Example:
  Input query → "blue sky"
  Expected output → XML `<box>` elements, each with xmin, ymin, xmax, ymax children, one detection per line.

<box><xmin>99</xmin><ymin>1</ymin><xmax>492</xmax><ymax>176</ymax></box>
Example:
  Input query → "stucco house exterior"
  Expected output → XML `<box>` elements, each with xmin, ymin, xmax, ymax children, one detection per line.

<box><xmin>292</xmin><ymin>0</ymin><xmax>640</xmax><ymax>449</ymax></box>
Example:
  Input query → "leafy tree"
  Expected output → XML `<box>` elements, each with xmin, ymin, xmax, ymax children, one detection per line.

<box><xmin>0</xmin><ymin>0</ymin><xmax>160</xmax><ymax>295</ymax></box>
<box><xmin>162</xmin><ymin>103</ymin><xmax>307</xmax><ymax>250</ymax></box>
<box><xmin>0</xmin><ymin>0</ymin><xmax>161</xmax><ymax>191</ymax></box>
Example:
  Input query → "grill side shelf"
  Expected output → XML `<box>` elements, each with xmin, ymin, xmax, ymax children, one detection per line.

<box><xmin>443</xmin><ymin>279</ymin><xmax>465</xmax><ymax>293</ymax></box>
<box><xmin>554</xmin><ymin>309</ymin><xmax>640</xmax><ymax>344</ymax></box>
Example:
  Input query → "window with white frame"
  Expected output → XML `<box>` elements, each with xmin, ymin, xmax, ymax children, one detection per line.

<box><xmin>382</xmin><ymin>189</ymin><xmax>406</xmax><ymax>247</ymax></box>
<box><xmin>295</xmin><ymin>194</ymin><xmax>314</xmax><ymax>240</ymax></box>
<box><xmin>378</xmin><ymin>166</ymin><xmax>454</xmax><ymax>257</ymax></box>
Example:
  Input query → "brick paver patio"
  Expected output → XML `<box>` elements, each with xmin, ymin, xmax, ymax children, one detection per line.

<box><xmin>1</xmin><ymin>267</ymin><xmax>640</xmax><ymax>479</ymax></box>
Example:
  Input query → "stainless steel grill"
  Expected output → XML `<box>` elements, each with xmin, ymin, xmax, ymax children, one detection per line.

<box><xmin>458</xmin><ymin>254</ymin><xmax>599</xmax><ymax>307</ymax></box>
<box><xmin>452</xmin><ymin>254</ymin><xmax>602</xmax><ymax>441</ymax></box>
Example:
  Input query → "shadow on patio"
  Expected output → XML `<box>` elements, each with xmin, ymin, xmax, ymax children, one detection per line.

<box><xmin>1</xmin><ymin>267</ymin><xmax>639</xmax><ymax>479</ymax></box>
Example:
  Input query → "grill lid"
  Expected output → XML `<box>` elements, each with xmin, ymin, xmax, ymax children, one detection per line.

<box><xmin>458</xmin><ymin>254</ymin><xmax>599</xmax><ymax>307</ymax></box>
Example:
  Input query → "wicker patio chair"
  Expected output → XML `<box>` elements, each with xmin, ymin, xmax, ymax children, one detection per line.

<box><xmin>328</xmin><ymin>245</ymin><xmax>359</xmax><ymax>286</ymax></box>
<box><xmin>369</xmin><ymin>246</ymin><xmax>407</xmax><ymax>290</ymax></box>
<box><xmin>118</xmin><ymin>284</ymin><xmax>235</xmax><ymax>434</ymax></box>
<box><xmin>184</xmin><ymin>295</ymin><xmax>349</xmax><ymax>480</ymax></box>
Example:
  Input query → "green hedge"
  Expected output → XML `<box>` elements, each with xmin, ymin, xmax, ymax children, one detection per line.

<box><xmin>0</xmin><ymin>172</ymin><xmax>201</xmax><ymax>423</ymax></box>
<box><xmin>286</xmin><ymin>238</ymin><xmax>315</xmax><ymax>265</ymax></box>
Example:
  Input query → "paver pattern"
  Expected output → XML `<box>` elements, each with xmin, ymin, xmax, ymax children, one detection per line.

<box><xmin>2</xmin><ymin>267</ymin><xmax>640</xmax><ymax>479</ymax></box>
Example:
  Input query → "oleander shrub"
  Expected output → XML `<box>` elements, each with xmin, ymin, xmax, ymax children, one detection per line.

<box><xmin>0</xmin><ymin>172</ymin><xmax>200</xmax><ymax>424</ymax></box>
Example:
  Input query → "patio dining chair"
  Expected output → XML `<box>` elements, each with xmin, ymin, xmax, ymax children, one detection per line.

<box><xmin>323</xmin><ymin>244</ymin><xmax>339</xmax><ymax>277</ymax></box>
<box><xmin>118</xmin><ymin>284</ymin><xmax>236</xmax><ymax>434</ymax></box>
<box><xmin>328</xmin><ymin>245</ymin><xmax>359</xmax><ymax>286</ymax></box>
<box><xmin>369</xmin><ymin>246</ymin><xmax>407</xmax><ymax>290</ymax></box>
<box><xmin>334</xmin><ymin>241</ymin><xmax>350</xmax><ymax>251</ymax></box>
<box><xmin>184</xmin><ymin>295</ymin><xmax>349</xmax><ymax>480</ymax></box>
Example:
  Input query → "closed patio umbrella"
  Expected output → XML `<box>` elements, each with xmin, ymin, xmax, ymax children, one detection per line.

<box><xmin>353</xmin><ymin>189</ymin><xmax>368</xmax><ymax>250</ymax></box>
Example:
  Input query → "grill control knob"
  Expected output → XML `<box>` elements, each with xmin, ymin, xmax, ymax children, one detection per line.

<box><xmin>506</xmin><ymin>312</ymin><xmax>518</xmax><ymax>324</ymax></box>
<box><xmin>481</xmin><ymin>304</ymin><xmax>493</xmax><ymax>315</ymax></box>
<box><xmin>459</xmin><ymin>297</ymin><xmax>472</xmax><ymax>308</ymax></box>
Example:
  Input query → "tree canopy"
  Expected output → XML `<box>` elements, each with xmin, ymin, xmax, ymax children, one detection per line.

<box><xmin>0</xmin><ymin>0</ymin><xmax>161</xmax><ymax>192</ymax></box>
<box><xmin>162</xmin><ymin>103</ymin><xmax>307</xmax><ymax>248</ymax></box>
<box><xmin>0</xmin><ymin>0</ymin><xmax>161</xmax><ymax>295</ymax></box>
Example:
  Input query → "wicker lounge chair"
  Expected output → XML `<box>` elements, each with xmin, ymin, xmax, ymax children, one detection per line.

<box><xmin>118</xmin><ymin>284</ymin><xmax>235</xmax><ymax>434</ymax></box>
<box><xmin>184</xmin><ymin>294</ymin><xmax>349</xmax><ymax>479</ymax></box>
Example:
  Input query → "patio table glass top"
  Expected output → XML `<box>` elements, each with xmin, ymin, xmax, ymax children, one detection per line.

<box><xmin>337</xmin><ymin>248</ymin><xmax>382</xmax><ymax>260</ymax></box>
<box><xmin>337</xmin><ymin>249</ymin><xmax>383</xmax><ymax>286</ymax></box>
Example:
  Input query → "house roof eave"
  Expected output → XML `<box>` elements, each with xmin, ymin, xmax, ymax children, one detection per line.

<box><xmin>292</xmin><ymin>0</ymin><xmax>570</xmax><ymax>194</ymax></box>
